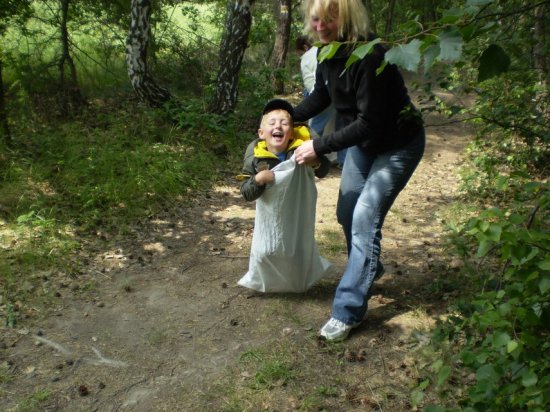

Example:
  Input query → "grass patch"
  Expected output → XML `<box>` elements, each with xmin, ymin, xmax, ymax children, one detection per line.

<box><xmin>0</xmin><ymin>362</ymin><xmax>13</xmax><ymax>384</ymax></box>
<box><xmin>193</xmin><ymin>337</ymin><xmax>401</xmax><ymax>411</ymax></box>
<box><xmin>0</xmin><ymin>96</ymin><xmax>254</xmax><ymax>325</ymax></box>
<box><xmin>317</xmin><ymin>228</ymin><xmax>347</xmax><ymax>258</ymax></box>
<box><xmin>1</xmin><ymin>210</ymin><xmax>81</xmax><ymax>326</ymax></box>
<box><xmin>146</xmin><ymin>327</ymin><xmax>170</xmax><ymax>347</ymax></box>
<box><xmin>16</xmin><ymin>389</ymin><xmax>51</xmax><ymax>412</ymax></box>
<box><xmin>240</xmin><ymin>348</ymin><xmax>295</xmax><ymax>390</ymax></box>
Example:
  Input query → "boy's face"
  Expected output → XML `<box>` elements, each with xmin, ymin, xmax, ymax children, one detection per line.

<box><xmin>258</xmin><ymin>109</ymin><xmax>293</xmax><ymax>154</ymax></box>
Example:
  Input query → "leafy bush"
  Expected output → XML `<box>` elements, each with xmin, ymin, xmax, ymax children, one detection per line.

<box><xmin>414</xmin><ymin>179</ymin><xmax>549</xmax><ymax>411</ymax></box>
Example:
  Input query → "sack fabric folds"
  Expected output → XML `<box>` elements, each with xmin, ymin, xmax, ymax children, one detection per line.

<box><xmin>238</xmin><ymin>157</ymin><xmax>333</xmax><ymax>292</ymax></box>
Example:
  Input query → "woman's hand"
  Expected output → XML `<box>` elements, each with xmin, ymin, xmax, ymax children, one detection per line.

<box><xmin>255</xmin><ymin>170</ymin><xmax>275</xmax><ymax>186</ymax></box>
<box><xmin>294</xmin><ymin>140</ymin><xmax>318</xmax><ymax>165</ymax></box>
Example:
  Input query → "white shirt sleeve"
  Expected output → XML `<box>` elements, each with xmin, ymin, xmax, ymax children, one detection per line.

<box><xmin>300</xmin><ymin>47</ymin><xmax>318</xmax><ymax>93</ymax></box>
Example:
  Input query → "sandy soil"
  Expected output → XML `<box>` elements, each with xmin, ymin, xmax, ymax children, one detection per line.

<box><xmin>1</xmin><ymin>95</ymin><xmax>473</xmax><ymax>411</ymax></box>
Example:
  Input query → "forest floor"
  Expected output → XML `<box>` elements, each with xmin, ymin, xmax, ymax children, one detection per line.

<box><xmin>1</xmin><ymin>91</ymin><xmax>473</xmax><ymax>411</ymax></box>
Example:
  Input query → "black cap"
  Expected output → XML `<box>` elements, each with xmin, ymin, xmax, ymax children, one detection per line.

<box><xmin>262</xmin><ymin>99</ymin><xmax>294</xmax><ymax>118</ymax></box>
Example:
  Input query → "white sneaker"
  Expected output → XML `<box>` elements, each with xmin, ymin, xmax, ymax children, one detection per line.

<box><xmin>319</xmin><ymin>318</ymin><xmax>360</xmax><ymax>341</ymax></box>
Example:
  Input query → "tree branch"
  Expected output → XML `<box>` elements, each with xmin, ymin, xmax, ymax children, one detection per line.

<box><xmin>472</xmin><ymin>0</ymin><xmax>550</xmax><ymax>23</ymax></box>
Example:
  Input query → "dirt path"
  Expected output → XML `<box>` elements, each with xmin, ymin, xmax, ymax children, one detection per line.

<box><xmin>1</xmin><ymin>106</ymin><xmax>472</xmax><ymax>411</ymax></box>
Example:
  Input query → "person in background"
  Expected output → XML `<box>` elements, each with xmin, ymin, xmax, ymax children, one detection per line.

<box><xmin>296</xmin><ymin>36</ymin><xmax>346</xmax><ymax>168</ymax></box>
<box><xmin>293</xmin><ymin>0</ymin><xmax>425</xmax><ymax>341</ymax></box>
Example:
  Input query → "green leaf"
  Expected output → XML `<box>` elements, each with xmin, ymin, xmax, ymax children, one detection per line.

<box><xmin>385</xmin><ymin>39</ymin><xmax>421</xmax><ymax>72</ymax></box>
<box><xmin>422</xmin><ymin>44</ymin><xmax>440</xmax><ymax>73</ymax></box>
<box><xmin>478</xmin><ymin>44</ymin><xmax>511</xmax><ymax>82</ymax></box>
<box><xmin>498</xmin><ymin>302</ymin><xmax>511</xmax><ymax>316</ymax></box>
<box><xmin>486</xmin><ymin>223</ymin><xmax>502</xmax><ymax>241</ymax></box>
<box><xmin>439</xmin><ymin>8</ymin><xmax>466</xmax><ymax>24</ymax></box>
<box><xmin>477</xmin><ymin>239</ymin><xmax>492</xmax><ymax>257</ymax></box>
<box><xmin>411</xmin><ymin>389</ymin><xmax>424</xmax><ymax>408</ymax></box>
<box><xmin>509</xmin><ymin>213</ymin><xmax>524</xmax><ymax>225</ymax></box>
<box><xmin>532</xmin><ymin>303</ymin><xmax>542</xmax><ymax>317</ymax></box>
<box><xmin>538</xmin><ymin>259</ymin><xmax>550</xmax><ymax>271</ymax></box>
<box><xmin>521</xmin><ymin>369</ymin><xmax>538</xmax><ymax>387</ymax></box>
<box><xmin>375</xmin><ymin>60</ymin><xmax>388</xmax><ymax>76</ymax></box>
<box><xmin>479</xmin><ymin>220</ymin><xmax>490</xmax><ymax>232</ymax></box>
<box><xmin>344</xmin><ymin>39</ymin><xmax>381</xmax><ymax>70</ymax></box>
<box><xmin>437</xmin><ymin>28</ymin><xmax>463</xmax><ymax>62</ymax></box>
<box><xmin>437</xmin><ymin>365</ymin><xmax>452</xmax><ymax>386</ymax></box>
<box><xmin>476</xmin><ymin>364</ymin><xmax>499</xmax><ymax>382</ymax></box>
<box><xmin>492</xmin><ymin>332</ymin><xmax>510</xmax><ymax>348</ymax></box>
<box><xmin>467</xmin><ymin>0</ymin><xmax>494</xmax><ymax>6</ymax></box>
<box><xmin>461</xmin><ymin>350</ymin><xmax>477</xmax><ymax>366</ymax></box>
<box><xmin>460</xmin><ymin>24</ymin><xmax>476</xmax><ymax>41</ymax></box>
<box><xmin>318</xmin><ymin>42</ymin><xmax>342</xmax><ymax>63</ymax></box>
<box><xmin>507</xmin><ymin>340</ymin><xmax>518</xmax><ymax>353</ymax></box>
<box><xmin>418</xmin><ymin>378</ymin><xmax>430</xmax><ymax>390</ymax></box>
<box><xmin>430</xmin><ymin>359</ymin><xmax>443</xmax><ymax>373</ymax></box>
<box><xmin>539</xmin><ymin>276</ymin><xmax>550</xmax><ymax>294</ymax></box>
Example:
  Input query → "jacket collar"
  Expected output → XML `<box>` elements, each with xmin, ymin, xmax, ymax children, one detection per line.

<box><xmin>253</xmin><ymin>138</ymin><xmax>304</xmax><ymax>159</ymax></box>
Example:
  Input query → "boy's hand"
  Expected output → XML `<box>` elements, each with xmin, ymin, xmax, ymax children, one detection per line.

<box><xmin>255</xmin><ymin>170</ymin><xmax>275</xmax><ymax>186</ymax></box>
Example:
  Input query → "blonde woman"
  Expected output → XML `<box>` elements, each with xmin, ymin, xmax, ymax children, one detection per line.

<box><xmin>294</xmin><ymin>0</ymin><xmax>425</xmax><ymax>341</ymax></box>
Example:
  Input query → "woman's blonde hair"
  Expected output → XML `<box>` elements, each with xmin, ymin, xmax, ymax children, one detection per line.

<box><xmin>302</xmin><ymin>0</ymin><xmax>369</xmax><ymax>43</ymax></box>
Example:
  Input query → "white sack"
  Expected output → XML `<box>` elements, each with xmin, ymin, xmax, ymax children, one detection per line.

<box><xmin>238</xmin><ymin>157</ymin><xmax>333</xmax><ymax>292</ymax></box>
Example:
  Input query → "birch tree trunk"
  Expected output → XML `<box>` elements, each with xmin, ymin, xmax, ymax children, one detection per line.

<box><xmin>210</xmin><ymin>0</ymin><xmax>254</xmax><ymax>114</ymax></box>
<box><xmin>270</xmin><ymin>0</ymin><xmax>291</xmax><ymax>94</ymax></box>
<box><xmin>126</xmin><ymin>0</ymin><xmax>171</xmax><ymax>107</ymax></box>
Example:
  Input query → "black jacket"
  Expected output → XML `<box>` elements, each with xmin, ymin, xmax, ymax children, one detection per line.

<box><xmin>294</xmin><ymin>34</ymin><xmax>423</xmax><ymax>155</ymax></box>
<box><xmin>240</xmin><ymin>137</ymin><xmax>331</xmax><ymax>202</ymax></box>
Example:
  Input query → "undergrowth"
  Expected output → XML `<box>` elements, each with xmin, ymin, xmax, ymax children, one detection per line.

<box><xmin>0</xmin><ymin>96</ymin><xmax>255</xmax><ymax>326</ymax></box>
<box><xmin>413</xmin><ymin>131</ymin><xmax>549</xmax><ymax>410</ymax></box>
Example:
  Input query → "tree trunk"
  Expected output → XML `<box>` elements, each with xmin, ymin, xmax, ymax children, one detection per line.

<box><xmin>270</xmin><ymin>0</ymin><xmax>291</xmax><ymax>94</ymax></box>
<box><xmin>384</xmin><ymin>0</ymin><xmax>397</xmax><ymax>38</ymax></box>
<box><xmin>533</xmin><ymin>4</ymin><xmax>548</xmax><ymax>118</ymax></box>
<box><xmin>210</xmin><ymin>0</ymin><xmax>255</xmax><ymax>115</ymax></box>
<box><xmin>0</xmin><ymin>58</ymin><xmax>11</xmax><ymax>146</ymax></box>
<box><xmin>126</xmin><ymin>0</ymin><xmax>171</xmax><ymax>107</ymax></box>
<box><xmin>533</xmin><ymin>5</ymin><xmax>547</xmax><ymax>80</ymax></box>
<box><xmin>59</xmin><ymin>0</ymin><xmax>84</xmax><ymax>116</ymax></box>
<box><xmin>363</xmin><ymin>0</ymin><xmax>376</xmax><ymax>34</ymax></box>
<box><xmin>423</xmin><ymin>0</ymin><xmax>438</xmax><ymax>24</ymax></box>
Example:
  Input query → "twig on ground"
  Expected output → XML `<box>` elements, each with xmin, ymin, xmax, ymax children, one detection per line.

<box><xmin>34</xmin><ymin>335</ymin><xmax>127</xmax><ymax>367</ymax></box>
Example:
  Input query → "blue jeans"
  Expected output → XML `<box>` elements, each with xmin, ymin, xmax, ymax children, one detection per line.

<box><xmin>336</xmin><ymin>148</ymin><xmax>347</xmax><ymax>166</ymax></box>
<box><xmin>332</xmin><ymin>129</ymin><xmax>425</xmax><ymax>325</ymax></box>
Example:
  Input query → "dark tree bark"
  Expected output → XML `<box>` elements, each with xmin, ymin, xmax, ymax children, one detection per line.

<box><xmin>210</xmin><ymin>0</ymin><xmax>255</xmax><ymax>115</ymax></box>
<box><xmin>126</xmin><ymin>0</ymin><xmax>171</xmax><ymax>107</ymax></box>
<box><xmin>533</xmin><ymin>5</ymin><xmax>547</xmax><ymax>80</ymax></box>
<box><xmin>533</xmin><ymin>4</ymin><xmax>548</xmax><ymax>117</ymax></box>
<box><xmin>384</xmin><ymin>0</ymin><xmax>397</xmax><ymax>38</ymax></box>
<box><xmin>270</xmin><ymin>0</ymin><xmax>291</xmax><ymax>94</ymax></box>
<box><xmin>59</xmin><ymin>0</ymin><xmax>84</xmax><ymax>116</ymax></box>
<box><xmin>0</xmin><ymin>58</ymin><xmax>10</xmax><ymax>146</ymax></box>
<box><xmin>423</xmin><ymin>0</ymin><xmax>438</xmax><ymax>24</ymax></box>
<box><xmin>364</xmin><ymin>0</ymin><xmax>376</xmax><ymax>34</ymax></box>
